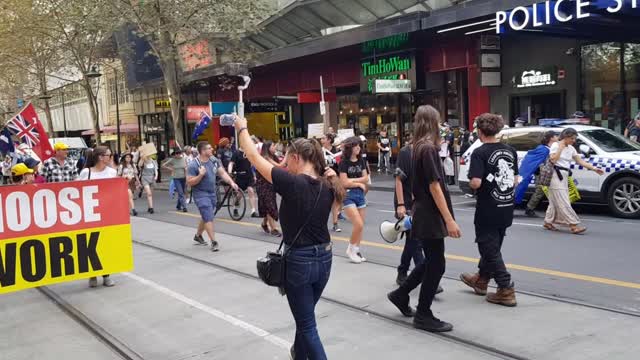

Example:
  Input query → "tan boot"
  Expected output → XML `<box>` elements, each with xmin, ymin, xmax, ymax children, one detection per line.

<box><xmin>460</xmin><ymin>272</ymin><xmax>489</xmax><ymax>295</ymax></box>
<box><xmin>487</xmin><ymin>286</ymin><xmax>517</xmax><ymax>307</ymax></box>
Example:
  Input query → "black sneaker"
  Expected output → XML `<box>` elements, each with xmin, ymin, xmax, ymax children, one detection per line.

<box><xmin>193</xmin><ymin>234</ymin><xmax>206</xmax><ymax>245</ymax></box>
<box><xmin>233</xmin><ymin>209</ymin><xmax>239</xmax><ymax>218</ymax></box>
<box><xmin>396</xmin><ymin>272</ymin><xmax>408</xmax><ymax>286</ymax></box>
<box><xmin>251</xmin><ymin>212</ymin><xmax>260</xmax><ymax>218</ymax></box>
<box><xmin>182</xmin><ymin>207</ymin><xmax>188</xmax><ymax>213</ymax></box>
<box><xmin>413</xmin><ymin>313</ymin><xmax>453</xmax><ymax>333</ymax></box>
<box><xmin>210</xmin><ymin>241</ymin><xmax>220</xmax><ymax>252</ymax></box>
<box><xmin>525</xmin><ymin>208</ymin><xmax>537</xmax><ymax>218</ymax></box>
<box><xmin>436</xmin><ymin>285</ymin><xmax>444</xmax><ymax>294</ymax></box>
<box><xmin>148</xmin><ymin>208</ymin><xmax>154</xmax><ymax>214</ymax></box>
<box><xmin>387</xmin><ymin>290</ymin><xmax>415</xmax><ymax>317</ymax></box>
<box><xmin>131</xmin><ymin>209</ymin><xmax>138</xmax><ymax>216</ymax></box>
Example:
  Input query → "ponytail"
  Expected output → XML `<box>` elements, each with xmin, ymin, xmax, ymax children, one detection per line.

<box><xmin>290</xmin><ymin>138</ymin><xmax>346</xmax><ymax>204</ymax></box>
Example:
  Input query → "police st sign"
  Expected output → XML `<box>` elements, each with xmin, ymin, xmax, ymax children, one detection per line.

<box><xmin>496</xmin><ymin>0</ymin><xmax>638</xmax><ymax>34</ymax></box>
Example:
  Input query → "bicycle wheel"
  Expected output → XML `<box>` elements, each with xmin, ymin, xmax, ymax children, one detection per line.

<box><xmin>214</xmin><ymin>183</ymin><xmax>227</xmax><ymax>215</ymax></box>
<box><xmin>227</xmin><ymin>188</ymin><xmax>246</xmax><ymax>221</ymax></box>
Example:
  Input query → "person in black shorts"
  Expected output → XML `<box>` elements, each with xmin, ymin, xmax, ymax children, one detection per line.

<box><xmin>229</xmin><ymin>147</ymin><xmax>259</xmax><ymax>217</ymax></box>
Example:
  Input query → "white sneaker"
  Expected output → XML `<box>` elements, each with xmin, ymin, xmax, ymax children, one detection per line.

<box><xmin>88</xmin><ymin>277</ymin><xmax>98</xmax><ymax>288</ymax></box>
<box><xmin>357</xmin><ymin>252</ymin><xmax>367</xmax><ymax>262</ymax></box>
<box><xmin>103</xmin><ymin>277</ymin><xmax>115</xmax><ymax>287</ymax></box>
<box><xmin>346</xmin><ymin>245</ymin><xmax>362</xmax><ymax>264</ymax></box>
<box><xmin>352</xmin><ymin>246</ymin><xmax>366</xmax><ymax>262</ymax></box>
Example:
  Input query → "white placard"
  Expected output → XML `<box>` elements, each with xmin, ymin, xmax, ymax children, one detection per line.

<box><xmin>307</xmin><ymin>123</ymin><xmax>324</xmax><ymax>139</ymax></box>
<box><xmin>374</xmin><ymin>79</ymin><xmax>411</xmax><ymax>93</ymax></box>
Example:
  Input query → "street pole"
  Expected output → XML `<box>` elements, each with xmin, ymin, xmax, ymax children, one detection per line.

<box><xmin>61</xmin><ymin>90</ymin><xmax>67</xmax><ymax>138</ymax></box>
<box><xmin>115</xmin><ymin>68</ymin><xmax>121</xmax><ymax>154</ymax></box>
<box><xmin>320</xmin><ymin>76</ymin><xmax>328</xmax><ymax>133</ymax></box>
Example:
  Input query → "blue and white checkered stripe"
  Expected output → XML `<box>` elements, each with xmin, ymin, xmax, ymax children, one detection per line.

<box><xmin>570</xmin><ymin>157</ymin><xmax>640</xmax><ymax>173</ymax></box>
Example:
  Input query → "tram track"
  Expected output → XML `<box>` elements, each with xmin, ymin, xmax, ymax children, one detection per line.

<box><xmin>37</xmin><ymin>286</ymin><xmax>145</xmax><ymax>360</ymax></box>
<box><xmin>133</xmin><ymin>239</ymin><xmax>531</xmax><ymax>360</ymax></box>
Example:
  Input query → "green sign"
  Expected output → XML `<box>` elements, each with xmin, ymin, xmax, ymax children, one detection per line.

<box><xmin>362</xmin><ymin>33</ymin><xmax>410</xmax><ymax>54</ymax></box>
<box><xmin>361</xmin><ymin>55</ymin><xmax>412</xmax><ymax>92</ymax></box>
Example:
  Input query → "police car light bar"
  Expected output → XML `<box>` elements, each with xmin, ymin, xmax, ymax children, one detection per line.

<box><xmin>539</xmin><ymin>118</ymin><xmax>590</xmax><ymax>126</ymax></box>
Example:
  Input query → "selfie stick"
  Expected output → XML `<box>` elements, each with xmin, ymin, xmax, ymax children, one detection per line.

<box><xmin>236</xmin><ymin>76</ymin><xmax>251</xmax><ymax>149</ymax></box>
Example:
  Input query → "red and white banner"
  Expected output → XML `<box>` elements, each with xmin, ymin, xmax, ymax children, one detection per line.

<box><xmin>6</xmin><ymin>103</ymin><xmax>54</xmax><ymax>161</ymax></box>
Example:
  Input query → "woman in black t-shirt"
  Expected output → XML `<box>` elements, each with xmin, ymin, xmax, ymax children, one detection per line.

<box><xmin>387</xmin><ymin>105</ymin><xmax>461</xmax><ymax>333</ymax></box>
<box><xmin>339</xmin><ymin>136</ymin><xmax>370</xmax><ymax>264</ymax></box>
<box><xmin>233</xmin><ymin>116</ymin><xmax>344</xmax><ymax>360</ymax></box>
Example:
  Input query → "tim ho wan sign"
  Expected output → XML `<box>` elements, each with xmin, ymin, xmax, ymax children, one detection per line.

<box><xmin>496</xmin><ymin>0</ymin><xmax>638</xmax><ymax>34</ymax></box>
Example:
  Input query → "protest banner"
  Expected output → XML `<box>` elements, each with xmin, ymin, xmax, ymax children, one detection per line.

<box><xmin>0</xmin><ymin>178</ymin><xmax>133</xmax><ymax>294</ymax></box>
<box><xmin>139</xmin><ymin>142</ymin><xmax>158</xmax><ymax>157</ymax></box>
<box><xmin>307</xmin><ymin>123</ymin><xmax>325</xmax><ymax>139</ymax></box>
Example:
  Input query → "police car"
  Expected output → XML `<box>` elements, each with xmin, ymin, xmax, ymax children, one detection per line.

<box><xmin>458</xmin><ymin>124</ymin><xmax>640</xmax><ymax>218</ymax></box>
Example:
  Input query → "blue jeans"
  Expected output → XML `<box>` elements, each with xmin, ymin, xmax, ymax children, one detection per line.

<box><xmin>174</xmin><ymin>178</ymin><xmax>186</xmax><ymax>210</ymax></box>
<box><xmin>398</xmin><ymin>230</ymin><xmax>425</xmax><ymax>274</ymax></box>
<box><xmin>285</xmin><ymin>243</ymin><xmax>332</xmax><ymax>360</ymax></box>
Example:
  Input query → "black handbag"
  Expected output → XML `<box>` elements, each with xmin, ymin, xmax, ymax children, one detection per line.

<box><xmin>256</xmin><ymin>182</ymin><xmax>323</xmax><ymax>292</ymax></box>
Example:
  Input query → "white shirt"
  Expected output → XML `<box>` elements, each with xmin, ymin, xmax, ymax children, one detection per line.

<box><xmin>78</xmin><ymin>166</ymin><xmax>117</xmax><ymax>180</ymax></box>
<box><xmin>550</xmin><ymin>142</ymin><xmax>577</xmax><ymax>169</ymax></box>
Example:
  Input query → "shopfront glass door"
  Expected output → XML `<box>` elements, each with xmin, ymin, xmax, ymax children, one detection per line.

<box><xmin>511</xmin><ymin>93</ymin><xmax>564</xmax><ymax>125</ymax></box>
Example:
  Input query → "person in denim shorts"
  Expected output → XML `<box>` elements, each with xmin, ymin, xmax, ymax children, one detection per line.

<box><xmin>187</xmin><ymin>141</ymin><xmax>238</xmax><ymax>251</ymax></box>
<box><xmin>339</xmin><ymin>136</ymin><xmax>370</xmax><ymax>264</ymax></box>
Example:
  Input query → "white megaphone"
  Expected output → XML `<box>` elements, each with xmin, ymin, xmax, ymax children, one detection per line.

<box><xmin>379</xmin><ymin>216</ymin><xmax>412</xmax><ymax>244</ymax></box>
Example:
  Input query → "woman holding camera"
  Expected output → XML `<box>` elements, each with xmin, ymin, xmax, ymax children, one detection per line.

<box><xmin>234</xmin><ymin>116</ymin><xmax>344</xmax><ymax>360</ymax></box>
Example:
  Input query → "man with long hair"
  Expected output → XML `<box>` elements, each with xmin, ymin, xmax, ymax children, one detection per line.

<box><xmin>387</xmin><ymin>105</ymin><xmax>460</xmax><ymax>332</ymax></box>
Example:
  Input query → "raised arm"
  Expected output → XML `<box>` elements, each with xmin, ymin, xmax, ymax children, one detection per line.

<box><xmin>233</xmin><ymin>116</ymin><xmax>275</xmax><ymax>183</ymax></box>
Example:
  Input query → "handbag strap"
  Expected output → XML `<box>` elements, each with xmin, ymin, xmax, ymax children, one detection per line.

<box><xmin>277</xmin><ymin>181</ymin><xmax>324</xmax><ymax>254</ymax></box>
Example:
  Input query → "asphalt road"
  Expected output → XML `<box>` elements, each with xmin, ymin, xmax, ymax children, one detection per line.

<box><xmin>135</xmin><ymin>187</ymin><xmax>640</xmax><ymax>315</ymax></box>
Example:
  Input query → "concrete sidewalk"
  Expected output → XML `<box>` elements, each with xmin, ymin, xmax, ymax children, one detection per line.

<box><xmin>128</xmin><ymin>217</ymin><xmax>640</xmax><ymax>360</ymax></box>
<box><xmin>7</xmin><ymin>217</ymin><xmax>637</xmax><ymax>359</ymax></box>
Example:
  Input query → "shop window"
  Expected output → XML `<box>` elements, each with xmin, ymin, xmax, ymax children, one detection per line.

<box><xmin>624</xmin><ymin>43</ymin><xmax>640</xmax><ymax>125</ymax></box>
<box><xmin>581</xmin><ymin>43</ymin><xmax>623</xmax><ymax>132</ymax></box>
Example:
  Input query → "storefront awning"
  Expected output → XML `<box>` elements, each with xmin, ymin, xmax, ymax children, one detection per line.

<box><xmin>80</xmin><ymin>123</ymin><xmax>139</xmax><ymax>136</ymax></box>
<box><xmin>248</xmin><ymin>0</ymin><xmax>457</xmax><ymax>51</ymax></box>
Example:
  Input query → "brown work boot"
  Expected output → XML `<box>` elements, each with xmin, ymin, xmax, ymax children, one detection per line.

<box><xmin>460</xmin><ymin>272</ymin><xmax>489</xmax><ymax>295</ymax></box>
<box><xmin>486</xmin><ymin>285</ymin><xmax>517</xmax><ymax>307</ymax></box>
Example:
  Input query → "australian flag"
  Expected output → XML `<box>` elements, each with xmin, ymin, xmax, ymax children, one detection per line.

<box><xmin>0</xmin><ymin>128</ymin><xmax>15</xmax><ymax>155</ymax></box>
<box><xmin>192</xmin><ymin>111</ymin><xmax>212</xmax><ymax>141</ymax></box>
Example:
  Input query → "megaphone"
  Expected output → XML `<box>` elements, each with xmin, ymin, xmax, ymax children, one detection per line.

<box><xmin>379</xmin><ymin>216</ymin><xmax>412</xmax><ymax>244</ymax></box>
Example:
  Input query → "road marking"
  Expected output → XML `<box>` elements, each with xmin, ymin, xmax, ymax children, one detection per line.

<box><xmin>123</xmin><ymin>272</ymin><xmax>291</xmax><ymax>349</ymax></box>
<box><xmin>169</xmin><ymin>212</ymin><xmax>640</xmax><ymax>290</ymax></box>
